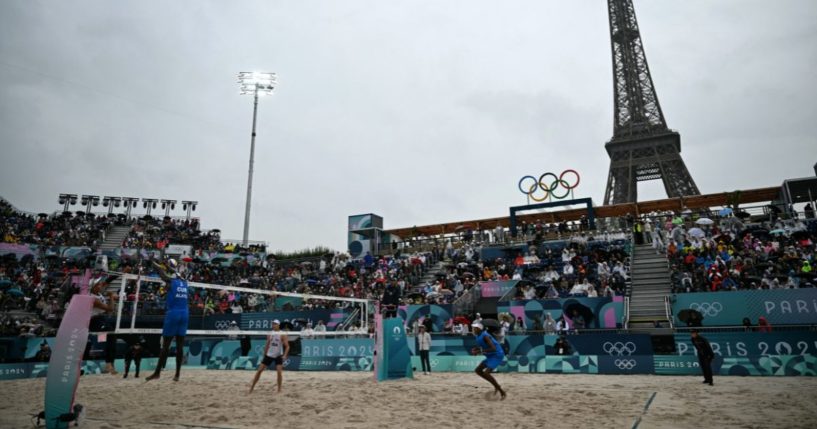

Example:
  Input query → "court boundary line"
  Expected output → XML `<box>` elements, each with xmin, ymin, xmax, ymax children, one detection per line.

<box><xmin>86</xmin><ymin>416</ymin><xmax>238</xmax><ymax>429</ymax></box>
<box><xmin>631</xmin><ymin>391</ymin><xmax>657</xmax><ymax>429</ymax></box>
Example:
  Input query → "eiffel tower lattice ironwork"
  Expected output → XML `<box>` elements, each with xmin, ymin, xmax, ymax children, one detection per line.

<box><xmin>603</xmin><ymin>0</ymin><xmax>700</xmax><ymax>205</ymax></box>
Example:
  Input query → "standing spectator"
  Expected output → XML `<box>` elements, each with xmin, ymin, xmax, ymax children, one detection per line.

<box><xmin>542</xmin><ymin>313</ymin><xmax>556</xmax><ymax>335</ymax></box>
<box><xmin>35</xmin><ymin>341</ymin><xmax>51</xmax><ymax>362</ymax></box>
<box><xmin>757</xmin><ymin>316</ymin><xmax>772</xmax><ymax>333</ymax></box>
<box><xmin>417</xmin><ymin>325</ymin><xmax>432</xmax><ymax>375</ymax></box>
<box><xmin>555</xmin><ymin>316</ymin><xmax>571</xmax><ymax>336</ymax></box>
<box><xmin>553</xmin><ymin>336</ymin><xmax>571</xmax><ymax>355</ymax></box>
<box><xmin>691</xmin><ymin>330</ymin><xmax>714</xmax><ymax>386</ymax></box>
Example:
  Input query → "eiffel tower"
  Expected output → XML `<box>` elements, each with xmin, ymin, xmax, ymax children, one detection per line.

<box><xmin>603</xmin><ymin>0</ymin><xmax>700</xmax><ymax>205</ymax></box>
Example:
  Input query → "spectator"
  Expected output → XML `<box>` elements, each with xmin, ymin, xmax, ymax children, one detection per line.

<box><xmin>417</xmin><ymin>325</ymin><xmax>432</xmax><ymax>375</ymax></box>
<box><xmin>542</xmin><ymin>313</ymin><xmax>556</xmax><ymax>335</ymax></box>
<box><xmin>553</xmin><ymin>336</ymin><xmax>571</xmax><ymax>355</ymax></box>
<box><xmin>757</xmin><ymin>316</ymin><xmax>772</xmax><ymax>333</ymax></box>
<box><xmin>34</xmin><ymin>341</ymin><xmax>51</xmax><ymax>362</ymax></box>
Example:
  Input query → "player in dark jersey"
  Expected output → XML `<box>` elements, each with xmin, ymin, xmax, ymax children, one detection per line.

<box><xmin>146</xmin><ymin>258</ymin><xmax>189</xmax><ymax>382</ymax></box>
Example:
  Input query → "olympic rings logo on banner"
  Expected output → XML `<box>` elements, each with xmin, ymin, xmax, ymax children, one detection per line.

<box><xmin>603</xmin><ymin>341</ymin><xmax>637</xmax><ymax>356</ymax></box>
<box><xmin>214</xmin><ymin>321</ymin><xmax>232</xmax><ymax>330</ymax></box>
<box><xmin>690</xmin><ymin>302</ymin><xmax>723</xmax><ymax>317</ymax></box>
<box><xmin>518</xmin><ymin>169</ymin><xmax>580</xmax><ymax>201</ymax></box>
<box><xmin>615</xmin><ymin>359</ymin><xmax>637</xmax><ymax>370</ymax></box>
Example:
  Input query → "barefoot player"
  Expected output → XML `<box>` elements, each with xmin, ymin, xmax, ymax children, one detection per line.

<box><xmin>249</xmin><ymin>319</ymin><xmax>289</xmax><ymax>394</ymax></box>
<box><xmin>146</xmin><ymin>258</ymin><xmax>189</xmax><ymax>382</ymax></box>
<box><xmin>470</xmin><ymin>322</ymin><xmax>507</xmax><ymax>400</ymax></box>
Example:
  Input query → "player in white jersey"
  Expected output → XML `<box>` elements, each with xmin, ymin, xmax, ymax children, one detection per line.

<box><xmin>249</xmin><ymin>319</ymin><xmax>290</xmax><ymax>394</ymax></box>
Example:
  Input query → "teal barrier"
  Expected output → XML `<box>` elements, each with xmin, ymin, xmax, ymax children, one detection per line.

<box><xmin>654</xmin><ymin>355</ymin><xmax>817</xmax><ymax>376</ymax></box>
<box><xmin>671</xmin><ymin>289</ymin><xmax>817</xmax><ymax>326</ymax></box>
<box><xmin>673</xmin><ymin>331</ymin><xmax>817</xmax><ymax>357</ymax></box>
<box><xmin>498</xmin><ymin>296</ymin><xmax>624</xmax><ymax>329</ymax></box>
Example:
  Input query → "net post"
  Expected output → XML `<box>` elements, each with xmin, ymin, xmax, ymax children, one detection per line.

<box><xmin>115</xmin><ymin>275</ymin><xmax>126</xmax><ymax>333</ymax></box>
<box><xmin>130</xmin><ymin>275</ymin><xmax>141</xmax><ymax>331</ymax></box>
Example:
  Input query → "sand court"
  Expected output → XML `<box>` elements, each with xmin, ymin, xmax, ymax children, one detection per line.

<box><xmin>1</xmin><ymin>370</ymin><xmax>816</xmax><ymax>429</ymax></box>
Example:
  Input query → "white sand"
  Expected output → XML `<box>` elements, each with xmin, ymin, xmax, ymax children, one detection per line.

<box><xmin>1</xmin><ymin>370</ymin><xmax>816</xmax><ymax>429</ymax></box>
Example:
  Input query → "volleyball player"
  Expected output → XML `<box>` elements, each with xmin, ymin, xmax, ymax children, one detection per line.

<box><xmin>470</xmin><ymin>322</ymin><xmax>507</xmax><ymax>400</ymax></box>
<box><xmin>146</xmin><ymin>259</ymin><xmax>189</xmax><ymax>382</ymax></box>
<box><xmin>248</xmin><ymin>319</ymin><xmax>290</xmax><ymax>394</ymax></box>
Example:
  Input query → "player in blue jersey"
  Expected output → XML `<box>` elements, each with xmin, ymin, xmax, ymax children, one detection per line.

<box><xmin>470</xmin><ymin>322</ymin><xmax>507</xmax><ymax>400</ymax></box>
<box><xmin>146</xmin><ymin>258</ymin><xmax>189</xmax><ymax>382</ymax></box>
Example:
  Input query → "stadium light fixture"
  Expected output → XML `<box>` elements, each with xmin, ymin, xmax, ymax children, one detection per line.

<box><xmin>237</xmin><ymin>71</ymin><xmax>277</xmax><ymax>246</ymax></box>
<box><xmin>141</xmin><ymin>198</ymin><xmax>158</xmax><ymax>216</ymax></box>
<box><xmin>80</xmin><ymin>195</ymin><xmax>100</xmax><ymax>215</ymax></box>
<box><xmin>58</xmin><ymin>193</ymin><xmax>78</xmax><ymax>212</ymax></box>
<box><xmin>161</xmin><ymin>199</ymin><xmax>177</xmax><ymax>217</ymax></box>
<box><xmin>122</xmin><ymin>197</ymin><xmax>139</xmax><ymax>219</ymax></box>
<box><xmin>182</xmin><ymin>200</ymin><xmax>198</xmax><ymax>221</ymax></box>
<box><xmin>102</xmin><ymin>196</ymin><xmax>122</xmax><ymax>216</ymax></box>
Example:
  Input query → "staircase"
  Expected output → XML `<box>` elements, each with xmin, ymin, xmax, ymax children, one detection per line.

<box><xmin>418</xmin><ymin>261</ymin><xmax>445</xmax><ymax>285</ymax></box>
<box><xmin>98</xmin><ymin>225</ymin><xmax>132</xmax><ymax>252</ymax></box>
<box><xmin>628</xmin><ymin>244</ymin><xmax>671</xmax><ymax>329</ymax></box>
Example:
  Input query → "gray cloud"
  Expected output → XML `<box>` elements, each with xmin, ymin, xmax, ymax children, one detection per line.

<box><xmin>1</xmin><ymin>0</ymin><xmax>815</xmax><ymax>251</ymax></box>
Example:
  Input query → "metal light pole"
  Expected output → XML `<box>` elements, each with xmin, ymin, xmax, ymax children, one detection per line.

<box><xmin>238</xmin><ymin>71</ymin><xmax>277</xmax><ymax>246</ymax></box>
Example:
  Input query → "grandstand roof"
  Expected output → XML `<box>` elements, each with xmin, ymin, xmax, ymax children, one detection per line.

<box><xmin>384</xmin><ymin>186</ymin><xmax>781</xmax><ymax>239</ymax></box>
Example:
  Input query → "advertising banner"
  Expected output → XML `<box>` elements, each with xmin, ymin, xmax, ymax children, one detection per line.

<box><xmin>671</xmin><ymin>289</ymin><xmax>817</xmax><ymax>326</ymax></box>
<box><xmin>241</xmin><ymin>309</ymin><xmax>348</xmax><ymax>330</ymax></box>
<box><xmin>301</xmin><ymin>338</ymin><xmax>374</xmax><ymax>358</ymax></box>
<box><xmin>397</xmin><ymin>305</ymin><xmax>453</xmax><ymax>332</ymax></box>
<box><xmin>379</xmin><ymin>318</ymin><xmax>412</xmax><ymax>380</ymax></box>
<box><xmin>498</xmin><ymin>296</ymin><xmax>624</xmax><ymax>329</ymax></box>
<box><xmin>562</xmin><ymin>333</ymin><xmax>653</xmax><ymax>357</ymax></box>
<box><xmin>480</xmin><ymin>281</ymin><xmax>517</xmax><ymax>298</ymax></box>
<box><xmin>674</xmin><ymin>331</ymin><xmax>817</xmax><ymax>357</ymax></box>
<box><xmin>654</xmin><ymin>355</ymin><xmax>817</xmax><ymax>376</ymax></box>
<box><xmin>44</xmin><ymin>295</ymin><xmax>95</xmax><ymax>429</ymax></box>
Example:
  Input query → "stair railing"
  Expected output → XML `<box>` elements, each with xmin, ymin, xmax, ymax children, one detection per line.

<box><xmin>664</xmin><ymin>295</ymin><xmax>674</xmax><ymax>329</ymax></box>
<box><xmin>624</xmin><ymin>296</ymin><xmax>630</xmax><ymax>329</ymax></box>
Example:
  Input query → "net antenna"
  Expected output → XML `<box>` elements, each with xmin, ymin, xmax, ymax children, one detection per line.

<box><xmin>112</xmin><ymin>273</ymin><xmax>370</xmax><ymax>337</ymax></box>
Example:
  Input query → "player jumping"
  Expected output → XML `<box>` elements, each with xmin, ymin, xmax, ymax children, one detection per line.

<box><xmin>146</xmin><ymin>258</ymin><xmax>189</xmax><ymax>382</ymax></box>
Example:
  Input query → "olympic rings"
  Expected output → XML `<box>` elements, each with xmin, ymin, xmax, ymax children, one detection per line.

<box><xmin>614</xmin><ymin>359</ymin><xmax>637</xmax><ymax>370</ymax></box>
<box><xmin>603</xmin><ymin>341</ymin><xmax>637</xmax><ymax>356</ymax></box>
<box><xmin>518</xmin><ymin>169</ymin><xmax>581</xmax><ymax>200</ymax></box>
<box><xmin>690</xmin><ymin>302</ymin><xmax>723</xmax><ymax>317</ymax></box>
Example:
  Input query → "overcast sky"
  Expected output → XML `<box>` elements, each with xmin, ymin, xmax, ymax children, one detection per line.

<box><xmin>1</xmin><ymin>1</ymin><xmax>815</xmax><ymax>252</ymax></box>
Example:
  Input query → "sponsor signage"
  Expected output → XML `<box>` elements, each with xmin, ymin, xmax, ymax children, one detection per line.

<box><xmin>671</xmin><ymin>289</ymin><xmax>817</xmax><ymax>326</ymax></box>
<box><xmin>674</xmin><ymin>331</ymin><xmax>817</xmax><ymax>357</ymax></box>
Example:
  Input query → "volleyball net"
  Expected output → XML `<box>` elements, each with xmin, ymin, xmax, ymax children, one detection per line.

<box><xmin>109</xmin><ymin>273</ymin><xmax>371</xmax><ymax>337</ymax></box>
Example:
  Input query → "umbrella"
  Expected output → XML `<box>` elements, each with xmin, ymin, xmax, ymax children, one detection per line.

<box><xmin>735</xmin><ymin>211</ymin><xmax>751</xmax><ymax>219</ymax></box>
<box><xmin>565</xmin><ymin>302</ymin><xmax>594</xmax><ymax>324</ymax></box>
<box><xmin>770</xmin><ymin>229</ymin><xmax>786</xmax><ymax>235</ymax></box>
<box><xmin>6</xmin><ymin>288</ymin><xmax>24</xmax><ymax>297</ymax></box>
<box><xmin>695</xmin><ymin>218</ymin><xmax>714</xmax><ymax>225</ymax></box>
<box><xmin>672</xmin><ymin>217</ymin><xmax>684</xmax><ymax>225</ymax></box>
<box><xmin>677</xmin><ymin>309</ymin><xmax>702</xmax><ymax>323</ymax></box>
<box><xmin>37</xmin><ymin>213</ymin><xmax>48</xmax><ymax>218</ymax></box>
<box><xmin>688</xmin><ymin>227</ymin><xmax>706</xmax><ymax>238</ymax></box>
<box><xmin>0</xmin><ymin>279</ymin><xmax>12</xmax><ymax>288</ymax></box>
<box><xmin>718</xmin><ymin>208</ymin><xmax>733</xmax><ymax>217</ymax></box>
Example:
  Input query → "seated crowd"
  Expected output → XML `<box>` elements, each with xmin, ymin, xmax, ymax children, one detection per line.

<box><xmin>641</xmin><ymin>210</ymin><xmax>817</xmax><ymax>293</ymax></box>
<box><xmin>1</xmin><ymin>199</ymin><xmax>116</xmax><ymax>248</ymax></box>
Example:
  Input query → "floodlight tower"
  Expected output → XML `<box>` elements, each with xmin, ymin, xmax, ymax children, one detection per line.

<box><xmin>58</xmin><ymin>194</ymin><xmax>78</xmax><ymax>212</ymax></box>
<box><xmin>237</xmin><ymin>71</ymin><xmax>277</xmax><ymax>246</ymax></box>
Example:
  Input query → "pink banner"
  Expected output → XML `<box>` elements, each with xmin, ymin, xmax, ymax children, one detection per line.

<box><xmin>44</xmin><ymin>295</ymin><xmax>95</xmax><ymax>428</ymax></box>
